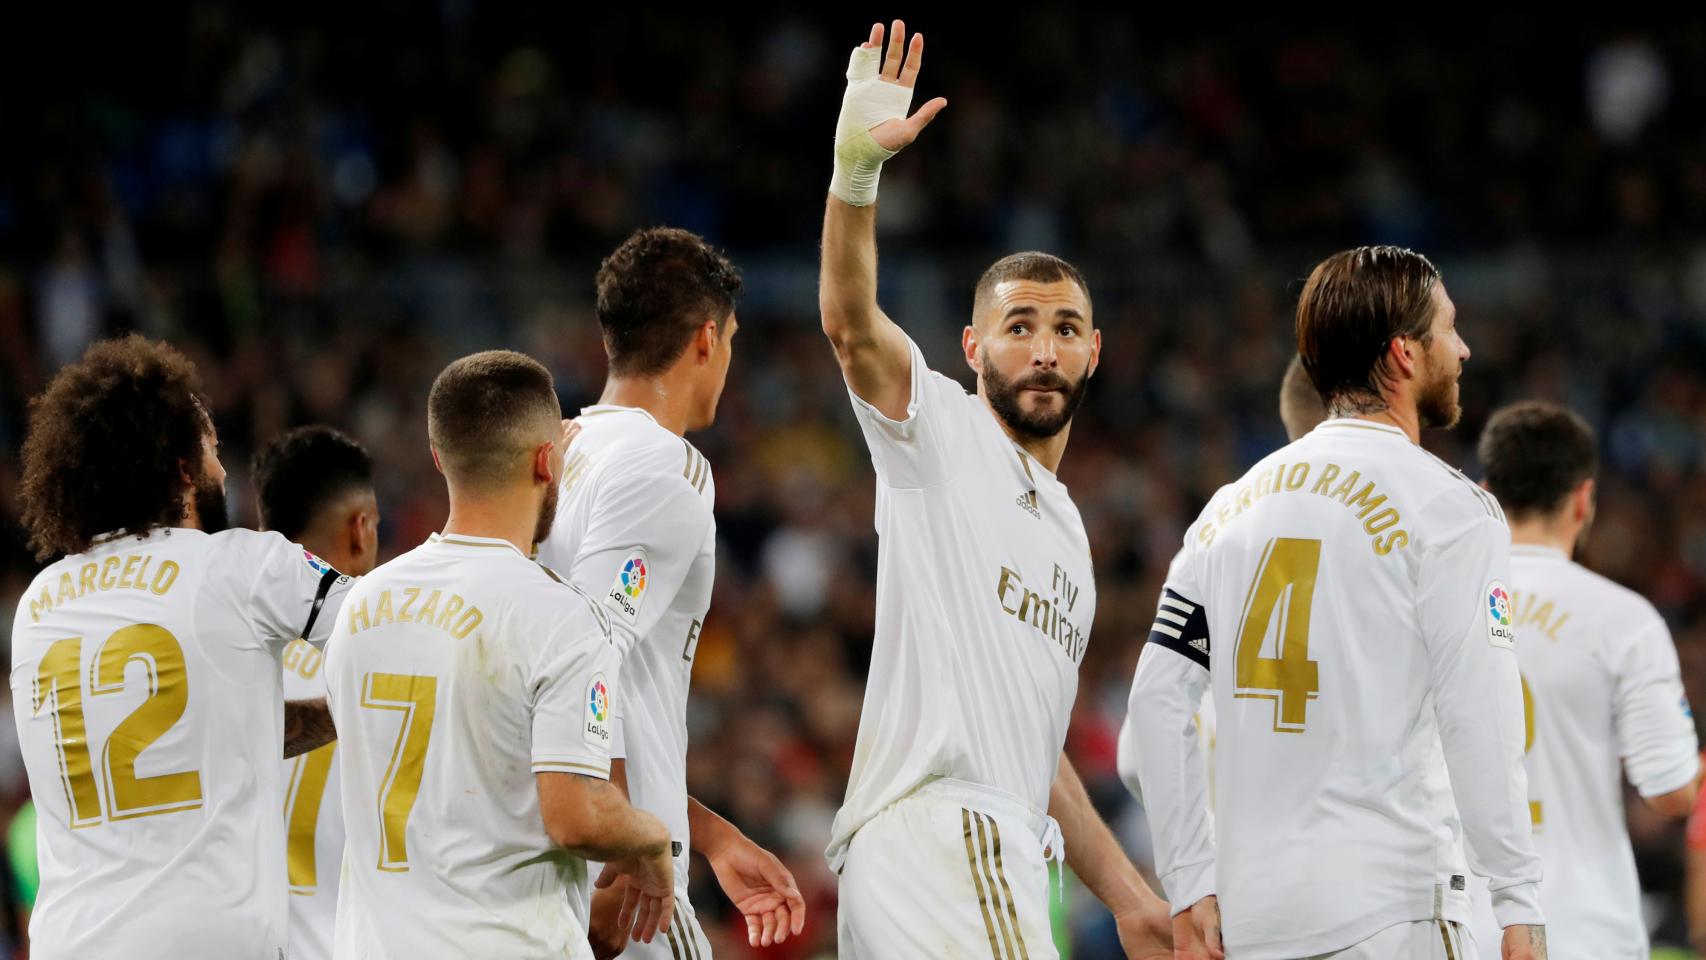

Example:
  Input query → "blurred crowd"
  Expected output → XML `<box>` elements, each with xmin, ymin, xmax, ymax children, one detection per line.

<box><xmin>3</xmin><ymin>7</ymin><xmax>1706</xmax><ymax>957</ymax></box>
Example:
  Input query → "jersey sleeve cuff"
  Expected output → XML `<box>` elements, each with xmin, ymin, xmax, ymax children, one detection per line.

<box><xmin>1160</xmin><ymin>858</ymin><xmax>1215</xmax><ymax>916</ymax></box>
<box><xmin>844</xmin><ymin>337</ymin><xmax>925</xmax><ymax>432</ymax></box>
<box><xmin>531</xmin><ymin>758</ymin><xmax>610</xmax><ymax>779</ymax></box>
<box><xmin>1634</xmin><ymin>751</ymin><xmax>1701</xmax><ymax>800</ymax></box>
<box><xmin>1490</xmin><ymin>880</ymin><xmax>1544</xmax><ymax>928</ymax></box>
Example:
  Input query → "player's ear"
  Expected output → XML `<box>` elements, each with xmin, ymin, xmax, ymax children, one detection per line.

<box><xmin>429</xmin><ymin>447</ymin><xmax>445</xmax><ymax>475</ymax></box>
<box><xmin>697</xmin><ymin>318</ymin><xmax>718</xmax><ymax>363</ymax></box>
<box><xmin>534</xmin><ymin>439</ymin><xmax>556</xmax><ymax>485</ymax></box>
<box><xmin>962</xmin><ymin>325</ymin><xmax>981</xmax><ymax>374</ymax></box>
<box><xmin>1575</xmin><ymin>478</ymin><xmax>1595</xmax><ymax>523</ymax></box>
<box><xmin>345</xmin><ymin>508</ymin><xmax>365</xmax><ymax>559</ymax></box>
<box><xmin>1087</xmin><ymin>328</ymin><xmax>1102</xmax><ymax>379</ymax></box>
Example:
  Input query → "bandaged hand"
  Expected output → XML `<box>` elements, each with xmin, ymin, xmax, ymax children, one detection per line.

<box><xmin>829</xmin><ymin>20</ymin><xmax>948</xmax><ymax>206</ymax></box>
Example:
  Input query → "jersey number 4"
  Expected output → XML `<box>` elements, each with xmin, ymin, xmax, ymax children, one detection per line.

<box><xmin>33</xmin><ymin>626</ymin><xmax>204</xmax><ymax>826</ymax></box>
<box><xmin>1234</xmin><ymin>538</ymin><xmax>1322</xmax><ymax>733</ymax></box>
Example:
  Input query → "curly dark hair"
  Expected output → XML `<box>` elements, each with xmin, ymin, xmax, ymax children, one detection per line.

<box><xmin>595</xmin><ymin>226</ymin><xmax>742</xmax><ymax>377</ymax></box>
<box><xmin>19</xmin><ymin>335</ymin><xmax>213</xmax><ymax>561</ymax></box>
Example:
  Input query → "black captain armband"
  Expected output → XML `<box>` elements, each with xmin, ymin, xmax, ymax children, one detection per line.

<box><xmin>1148</xmin><ymin>588</ymin><xmax>1210</xmax><ymax>669</ymax></box>
<box><xmin>300</xmin><ymin>567</ymin><xmax>345</xmax><ymax>639</ymax></box>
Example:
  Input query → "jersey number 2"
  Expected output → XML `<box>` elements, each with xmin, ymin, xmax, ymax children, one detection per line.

<box><xmin>361</xmin><ymin>673</ymin><xmax>437</xmax><ymax>871</ymax></box>
<box><xmin>32</xmin><ymin>626</ymin><xmax>205</xmax><ymax>826</ymax></box>
<box><xmin>1234</xmin><ymin>538</ymin><xmax>1322</xmax><ymax>733</ymax></box>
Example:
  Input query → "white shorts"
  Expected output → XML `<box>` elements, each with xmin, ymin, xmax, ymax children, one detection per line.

<box><xmin>630</xmin><ymin>894</ymin><xmax>712</xmax><ymax>960</ymax></box>
<box><xmin>837</xmin><ymin>779</ymin><xmax>1058</xmax><ymax>960</ymax></box>
<box><xmin>1297</xmin><ymin>919</ymin><xmax>1475</xmax><ymax>960</ymax></box>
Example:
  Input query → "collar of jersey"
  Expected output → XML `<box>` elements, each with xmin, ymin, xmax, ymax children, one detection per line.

<box><xmin>1010</xmin><ymin>444</ymin><xmax>1049</xmax><ymax>493</ymax></box>
<box><xmin>1313</xmin><ymin>418</ymin><xmax>1408</xmax><ymax>438</ymax></box>
<box><xmin>579</xmin><ymin>403</ymin><xmax>660</xmax><ymax>426</ymax></box>
<box><xmin>89</xmin><ymin>527</ymin><xmax>184</xmax><ymax>550</ymax></box>
<box><xmin>1511</xmin><ymin>543</ymin><xmax>1569</xmax><ymax>561</ymax></box>
<box><xmin>430</xmin><ymin>532</ymin><xmax>527</xmax><ymax>558</ymax></box>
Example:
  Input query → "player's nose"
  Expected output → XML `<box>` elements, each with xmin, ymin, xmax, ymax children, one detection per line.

<box><xmin>1032</xmin><ymin>332</ymin><xmax>1059</xmax><ymax>367</ymax></box>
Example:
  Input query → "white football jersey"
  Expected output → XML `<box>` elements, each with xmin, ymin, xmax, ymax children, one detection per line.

<box><xmin>280</xmin><ymin>640</ymin><xmax>342</xmax><ymax>960</ymax></box>
<box><xmin>537</xmin><ymin>404</ymin><xmax>715</xmax><ymax>903</ymax></box>
<box><xmin>1468</xmin><ymin>544</ymin><xmax>1699</xmax><ymax>960</ymax></box>
<box><xmin>326</xmin><ymin>532</ymin><xmax>617</xmax><ymax>959</ymax></box>
<box><xmin>9</xmin><ymin>527</ymin><xmax>351</xmax><ymax>960</ymax></box>
<box><xmin>1120</xmin><ymin>419</ymin><xmax>1542</xmax><ymax>960</ymax></box>
<box><xmin>826</xmin><ymin>337</ymin><xmax>1096</xmax><ymax>869</ymax></box>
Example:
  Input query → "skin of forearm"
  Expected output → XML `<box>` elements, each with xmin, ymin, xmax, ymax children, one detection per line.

<box><xmin>282</xmin><ymin>698</ymin><xmax>337</xmax><ymax>758</ymax></box>
<box><xmin>561</xmin><ymin>780</ymin><xmax>671</xmax><ymax>864</ymax></box>
<box><xmin>686</xmin><ymin>796</ymin><xmax>741</xmax><ymax>857</ymax></box>
<box><xmin>820</xmin><ymin>197</ymin><xmax>881</xmax><ymax>339</ymax></box>
<box><xmin>1051</xmin><ymin>757</ymin><xmax>1156</xmax><ymax>916</ymax></box>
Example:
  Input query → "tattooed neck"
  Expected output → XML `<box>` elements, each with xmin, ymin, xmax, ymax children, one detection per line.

<box><xmin>1327</xmin><ymin>392</ymin><xmax>1389</xmax><ymax>418</ymax></box>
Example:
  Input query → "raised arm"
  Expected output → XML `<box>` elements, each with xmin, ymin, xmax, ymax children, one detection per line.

<box><xmin>821</xmin><ymin>20</ymin><xmax>947</xmax><ymax>420</ymax></box>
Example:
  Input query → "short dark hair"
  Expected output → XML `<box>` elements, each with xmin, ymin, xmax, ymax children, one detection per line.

<box><xmin>595</xmin><ymin>227</ymin><xmax>742</xmax><ymax>377</ymax></box>
<box><xmin>428</xmin><ymin>350</ymin><xmax>561</xmax><ymax>489</ymax></box>
<box><xmin>972</xmin><ymin>252</ymin><xmax>1092</xmax><ymax>321</ymax></box>
<box><xmin>253</xmin><ymin>426</ymin><xmax>375</xmax><ymax>541</ymax></box>
<box><xmin>1477</xmin><ymin>401</ymin><xmax>1598</xmax><ymax>520</ymax></box>
<box><xmin>1279</xmin><ymin>353</ymin><xmax>1327</xmax><ymax>442</ymax></box>
<box><xmin>1295</xmin><ymin>246</ymin><xmax>1442</xmax><ymax>409</ymax></box>
<box><xmin>19</xmin><ymin>335</ymin><xmax>213</xmax><ymax>560</ymax></box>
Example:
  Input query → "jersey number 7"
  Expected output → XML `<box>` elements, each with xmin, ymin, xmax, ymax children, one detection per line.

<box><xmin>361</xmin><ymin>673</ymin><xmax>438</xmax><ymax>871</ymax></box>
<box><xmin>1234</xmin><ymin>538</ymin><xmax>1323</xmax><ymax>733</ymax></box>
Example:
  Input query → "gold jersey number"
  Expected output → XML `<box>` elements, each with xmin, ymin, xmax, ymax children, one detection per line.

<box><xmin>32</xmin><ymin>625</ymin><xmax>205</xmax><ymax>826</ymax></box>
<box><xmin>1234</xmin><ymin>538</ymin><xmax>1322</xmax><ymax>733</ymax></box>
<box><xmin>361</xmin><ymin>673</ymin><xmax>437</xmax><ymax>871</ymax></box>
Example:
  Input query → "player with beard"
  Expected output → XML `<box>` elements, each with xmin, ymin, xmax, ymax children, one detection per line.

<box><xmin>325</xmin><ymin>350</ymin><xmax>673</xmax><ymax>958</ymax></box>
<box><xmin>819</xmin><ymin>20</ymin><xmax>1171</xmax><ymax>959</ymax></box>
<box><xmin>10</xmin><ymin>336</ymin><xmax>352</xmax><ymax>960</ymax></box>
<box><xmin>1124</xmin><ymin>247</ymin><xmax>1546</xmax><ymax>959</ymax></box>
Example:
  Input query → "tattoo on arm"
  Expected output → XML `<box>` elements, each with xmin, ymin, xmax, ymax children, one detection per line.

<box><xmin>283</xmin><ymin>698</ymin><xmax>337</xmax><ymax>758</ymax></box>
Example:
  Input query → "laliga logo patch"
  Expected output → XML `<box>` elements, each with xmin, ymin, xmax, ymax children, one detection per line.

<box><xmin>303</xmin><ymin>550</ymin><xmax>333</xmax><ymax>577</ymax></box>
<box><xmin>605</xmin><ymin>551</ymin><xmax>647</xmax><ymax>625</ymax></box>
<box><xmin>584</xmin><ymin>673</ymin><xmax>611</xmax><ymax>746</ymax></box>
<box><xmin>1486</xmin><ymin>581</ymin><xmax>1516</xmax><ymax>648</ymax></box>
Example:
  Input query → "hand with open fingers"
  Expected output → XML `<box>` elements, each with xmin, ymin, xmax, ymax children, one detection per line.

<box><xmin>596</xmin><ymin>851</ymin><xmax>675</xmax><ymax>944</ymax></box>
<box><xmin>705</xmin><ymin>832</ymin><xmax>807</xmax><ymax>948</ymax></box>
<box><xmin>830</xmin><ymin>19</ymin><xmax>949</xmax><ymax>206</ymax></box>
<box><xmin>1169</xmin><ymin>895</ymin><xmax>1223</xmax><ymax>960</ymax></box>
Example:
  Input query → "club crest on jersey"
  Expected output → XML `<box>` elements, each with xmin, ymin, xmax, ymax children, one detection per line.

<box><xmin>584</xmin><ymin>673</ymin><xmax>611</xmax><ymax>746</ymax></box>
<box><xmin>1486</xmin><ymin>581</ymin><xmax>1516</xmax><ymax>648</ymax></box>
<box><xmin>303</xmin><ymin>550</ymin><xmax>333</xmax><ymax>577</ymax></box>
<box><xmin>605</xmin><ymin>552</ymin><xmax>647</xmax><ymax>625</ymax></box>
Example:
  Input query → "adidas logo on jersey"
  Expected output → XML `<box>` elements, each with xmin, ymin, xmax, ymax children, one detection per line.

<box><xmin>1188</xmin><ymin>636</ymin><xmax>1210</xmax><ymax>656</ymax></box>
<box><xmin>1016</xmin><ymin>490</ymin><xmax>1040</xmax><ymax>519</ymax></box>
